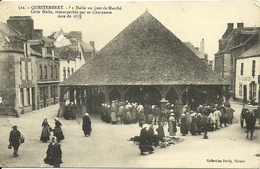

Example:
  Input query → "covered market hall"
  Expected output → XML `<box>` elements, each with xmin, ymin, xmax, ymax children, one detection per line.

<box><xmin>58</xmin><ymin>11</ymin><xmax>229</xmax><ymax>117</ymax></box>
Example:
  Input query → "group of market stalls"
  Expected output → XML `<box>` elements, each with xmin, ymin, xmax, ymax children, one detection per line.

<box><xmin>59</xmin><ymin>11</ymin><xmax>229</xmax><ymax>116</ymax></box>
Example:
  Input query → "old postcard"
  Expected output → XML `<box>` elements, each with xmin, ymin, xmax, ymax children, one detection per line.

<box><xmin>0</xmin><ymin>1</ymin><xmax>260</xmax><ymax>168</ymax></box>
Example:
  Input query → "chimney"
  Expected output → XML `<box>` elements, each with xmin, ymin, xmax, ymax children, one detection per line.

<box><xmin>7</xmin><ymin>16</ymin><xmax>34</xmax><ymax>40</ymax></box>
<box><xmin>33</xmin><ymin>29</ymin><xmax>43</xmax><ymax>39</ymax></box>
<box><xmin>227</xmin><ymin>23</ymin><xmax>234</xmax><ymax>29</ymax></box>
<box><xmin>237</xmin><ymin>23</ymin><xmax>244</xmax><ymax>28</ymax></box>
<box><xmin>200</xmin><ymin>39</ymin><xmax>205</xmax><ymax>59</ymax></box>
<box><xmin>89</xmin><ymin>41</ymin><xmax>95</xmax><ymax>49</ymax></box>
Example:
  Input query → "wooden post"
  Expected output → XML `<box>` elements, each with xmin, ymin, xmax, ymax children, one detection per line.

<box><xmin>156</xmin><ymin>86</ymin><xmax>171</xmax><ymax>109</ymax></box>
<box><xmin>76</xmin><ymin>87</ymin><xmax>80</xmax><ymax>106</ymax></box>
<box><xmin>173</xmin><ymin>85</ymin><xmax>189</xmax><ymax>114</ymax></box>
<box><xmin>116</xmin><ymin>86</ymin><xmax>130</xmax><ymax>102</ymax></box>
<box><xmin>104</xmin><ymin>86</ymin><xmax>113</xmax><ymax>103</ymax></box>
<box><xmin>59</xmin><ymin>86</ymin><xmax>65</xmax><ymax>118</ymax></box>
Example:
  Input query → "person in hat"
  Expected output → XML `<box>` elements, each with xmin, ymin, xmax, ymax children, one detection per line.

<box><xmin>41</xmin><ymin>118</ymin><xmax>51</xmax><ymax>142</ymax></box>
<box><xmin>53</xmin><ymin>118</ymin><xmax>64</xmax><ymax>143</ymax></box>
<box><xmin>82</xmin><ymin>113</ymin><xmax>92</xmax><ymax>137</ymax></box>
<box><xmin>139</xmin><ymin>124</ymin><xmax>154</xmax><ymax>155</ymax></box>
<box><xmin>168</xmin><ymin>112</ymin><xmax>177</xmax><ymax>136</ymax></box>
<box><xmin>190</xmin><ymin>112</ymin><xmax>198</xmax><ymax>135</ymax></box>
<box><xmin>201</xmin><ymin>112</ymin><xmax>209</xmax><ymax>139</ymax></box>
<box><xmin>180</xmin><ymin>113</ymin><xmax>188</xmax><ymax>136</ymax></box>
<box><xmin>9</xmin><ymin>125</ymin><xmax>21</xmax><ymax>157</ymax></box>
<box><xmin>45</xmin><ymin>136</ymin><xmax>63</xmax><ymax>168</ymax></box>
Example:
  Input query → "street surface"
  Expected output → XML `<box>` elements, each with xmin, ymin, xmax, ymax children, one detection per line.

<box><xmin>0</xmin><ymin>100</ymin><xmax>259</xmax><ymax>168</ymax></box>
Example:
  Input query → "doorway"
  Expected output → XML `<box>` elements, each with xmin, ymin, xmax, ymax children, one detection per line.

<box><xmin>243</xmin><ymin>85</ymin><xmax>247</xmax><ymax>103</ymax></box>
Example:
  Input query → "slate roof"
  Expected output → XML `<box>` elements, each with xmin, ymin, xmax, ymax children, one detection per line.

<box><xmin>54</xmin><ymin>45</ymin><xmax>77</xmax><ymax>60</ymax></box>
<box><xmin>61</xmin><ymin>11</ymin><xmax>228</xmax><ymax>86</ymax></box>
<box><xmin>238</xmin><ymin>42</ymin><xmax>260</xmax><ymax>59</ymax></box>
<box><xmin>0</xmin><ymin>22</ymin><xmax>26</xmax><ymax>52</ymax></box>
<box><xmin>184</xmin><ymin>42</ymin><xmax>200</xmax><ymax>57</ymax></box>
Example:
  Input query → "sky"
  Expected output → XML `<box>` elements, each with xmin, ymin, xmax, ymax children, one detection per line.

<box><xmin>0</xmin><ymin>1</ymin><xmax>259</xmax><ymax>61</ymax></box>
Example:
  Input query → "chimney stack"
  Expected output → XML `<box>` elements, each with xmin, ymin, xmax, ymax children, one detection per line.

<box><xmin>200</xmin><ymin>39</ymin><xmax>205</xmax><ymax>59</ymax></box>
<box><xmin>237</xmin><ymin>23</ymin><xmax>244</xmax><ymax>28</ymax></box>
<box><xmin>7</xmin><ymin>16</ymin><xmax>34</xmax><ymax>40</ymax></box>
<box><xmin>89</xmin><ymin>41</ymin><xmax>95</xmax><ymax>49</ymax></box>
<box><xmin>227</xmin><ymin>23</ymin><xmax>234</xmax><ymax>29</ymax></box>
<box><xmin>33</xmin><ymin>29</ymin><xmax>43</xmax><ymax>39</ymax></box>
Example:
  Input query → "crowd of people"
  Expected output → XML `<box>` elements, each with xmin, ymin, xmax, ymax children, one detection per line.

<box><xmin>8</xmin><ymin>97</ymin><xmax>258</xmax><ymax>161</ymax></box>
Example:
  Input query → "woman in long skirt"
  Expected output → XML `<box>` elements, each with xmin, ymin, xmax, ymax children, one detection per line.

<box><xmin>168</xmin><ymin>113</ymin><xmax>177</xmax><ymax>136</ymax></box>
<box><xmin>41</xmin><ymin>117</ymin><xmax>50</xmax><ymax>142</ymax></box>
<box><xmin>53</xmin><ymin>118</ymin><xmax>65</xmax><ymax>142</ymax></box>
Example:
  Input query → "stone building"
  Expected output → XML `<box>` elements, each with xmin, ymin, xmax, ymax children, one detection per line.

<box><xmin>0</xmin><ymin>16</ymin><xmax>60</xmax><ymax>115</ymax></box>
<box><xmin>215</xmin><ymin>23</ymin><xmax>260</xmax><ymax>98</ymax></box>
<box><xmin>236</xmin><ymin>40</ymin><xmax>260</xmax><ymax>103</ymax></box>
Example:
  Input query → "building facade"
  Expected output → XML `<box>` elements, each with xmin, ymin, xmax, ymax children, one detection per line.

<box><xmin>215</xmin><ymin>23</ymin><xmax>260</xmax><ymax>98</ymax></box>
<box><xmin>235</xmin><ymin>42</ymin><xmax>260</xmax><ymax>103</ymax></box>
<box><xmin>0</xmin><ymin>16</ymin><xmax>61</xmax><ymax>116</ymax></box>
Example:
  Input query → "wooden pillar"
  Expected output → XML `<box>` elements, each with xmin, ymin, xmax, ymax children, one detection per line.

<box><xmin>76</xmin><ymin>87</ymin><xmax>80</xmax><ymax>106</ymax></box>
<box><xmin>156</xmin><ymin>86</ymin><xmax>171</xmax><ymax>109</ymax></box>
<box><xmin>173</xmin><ymin>85</ymin><xmax>189</xmax><ymax>114</ymax></box>
<box><xmin>224</xmin><ymin>85</ymin><xmax>230</xmax><ymax>105</ymax></box>
<box><xmin>116</xmin><ymin>86</ymin><xmax>130</xmax><ymax>102</ymax></box>
<box><xmin>104</xmin><ymin>86</ymin><xmax>113</xmax><ymax>103</ymax></box>
<box><xmin>59</xmin><ymin>86</ymin><xmax>66</xmax><ymax>118</ymax></box>
<box><xmin>80</xmin><ymin>88</ymin><xmax>85</xmax><ymax>106</ymax></box>
<box><xmin>69</xmin><ymin>87</ymin><xmax>74</xmax><ymax>103</ymax></box>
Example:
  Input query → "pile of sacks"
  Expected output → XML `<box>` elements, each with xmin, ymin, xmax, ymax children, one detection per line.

<box><xmin>159</xmin><ymin>136</ymin><xmax>185</xmax><ymax>148</ymax></box>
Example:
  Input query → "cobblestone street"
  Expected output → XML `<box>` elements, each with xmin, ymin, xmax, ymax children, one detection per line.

<box><xmin>0</xmin><ymin>100</ymin><xmax>259</xmax><ymax>168</ymax></box>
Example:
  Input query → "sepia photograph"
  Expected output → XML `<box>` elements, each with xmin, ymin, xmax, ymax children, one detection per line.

<box><xmin>0</xmin><ymin>0</ymin><xmax>260</xmax><ymax>168</ymax></box>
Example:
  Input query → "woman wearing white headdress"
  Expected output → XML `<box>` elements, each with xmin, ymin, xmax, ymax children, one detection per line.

<box><xmin>53</xmin><ymin>118</ymin><xmax>64</xmax><ymax>142</ymax></box>
<box><xmin>45</xmin><ymin>136</ymin><xmax>63</xmax><ymax>167</ymax></box>
<box><xmin>40</xmin><ymin>117</ymin><xmax>50</xmax><ymax>142</ymax></box>
<box><xmin>82</xmin><ymin>113</ymin><xmax>92</xmax><ymax>137</ymax></box>
<box><xmin>139</xmin><ymin>124</ymin><xmax>154</xmax><ymax>155</ymax></box>
<box><xmin>168</xmin><ymin>112</ymin><xmax>177</xmax><ymax>136</ymax></box>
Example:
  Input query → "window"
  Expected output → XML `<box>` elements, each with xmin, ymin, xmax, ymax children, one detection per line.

<box><xmin>51</xmin><ymin>86</ymin><xmax>54</xmax><ymax>98</ymax></box>
<box><xmin>55</xmin><ymin>85</ymin><xmax>58</xmax><ymax>98</ymax></box>
<box><xmin>54</xmin><ymin>65</ymin><xmax>57</xmax><ymax>80</ymax></box>
<box><xmin>45</xmin><ymin>86</ymin><xmax>49</xmax><ymax>99</ymax></box>
<box><xmin>44</xmin><ymin>66</ymin><xmax>47</xmax><ymax>79</ymax></box>
<box><xmin>249</xmin><ymin>82</ymin><xmax>256</xmax><ymax>101</ymax></box>
<box><xmin>20</xmin><ymin>88</ymin><xmax>24</xmax><ymax>106</ymax></box>
<box><xmin>40</xmin><ymin>87</ymin><xmax>43</xmax><ymax>100</ymax></box>
<box><xmin>71</xmin><ymin>68</ymin><xmax>74</xmax><ymax>74</ymax></box>
<box><xmin>21</xmin><ymin>61</ymin><xmax>25</xmax><ymax>80</ymax></box>
<box><xmin>67</xmin><ymin>67</ymin><xmax>70</xmax><ymax>77</ymax></box>
<box><xmin>252</xmin><ymin>60</ymin><xmax>256</xmax><ymax>77</ymax></box>
<box><xmin>39</xmin><ymin>64</ymin><xmax>43</xmax><ymax>80</ymax></box>
<box><xmin>63</xmin><ymin>67</ymin><xmax>66</xmax><ymax>80</ymax></box>
<box><xmin>239</xmin><ymin>83</ymin><xmax>242</xmax><ymax>96</ymax></box>
<box><xmin>27</xmin><ymin>88</ymin><xmax>30</xmax><ymax>105</ymax></box>
<box><xmin>240</xmin><ymin>63</ymin><xmax>244</xmax><ymax>75</ymax></box>
<box><xmin>50</xmin><ymin>65</ymin><xmax>53</xmax><ymax>79</ymax></box>
<box><xmin>28</xmin><ymin>62</ymin><xmax>32</xmax><ymax>80</ymax></box>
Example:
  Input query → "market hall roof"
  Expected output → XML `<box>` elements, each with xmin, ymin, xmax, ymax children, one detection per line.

<box><xmin>60</xmin><ymin>11</ymin><xmax>228</xmax><ymax>86</ymax></box>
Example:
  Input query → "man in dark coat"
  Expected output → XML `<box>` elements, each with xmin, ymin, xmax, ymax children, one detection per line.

<box><xmin>139</xmin><ymin>124</ymin><xmax>154</xmax><ymax>155</ymax></box>
<box><xmin>220</xmin><ymin>106</ymin><xmax>228</xmax><ymax>127</ymax></box>
<box><xmin>201</xmin><ymin>112</ymin><xmax>209</xmax><ymax>139</ymax></box>
<box><xmin>9</xmin><ymin>125</ymin><xmax>21</xmax><ymax>157</ymax></box>
<box><xmin>46</xmin><ymin>136</ymin><xmax>63</xmax><ymax>168</ymax></box>
<box><xmin>82</xmin><ymin>113</ymin><xmax>92</xmax><ymax>137</ymax></box>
